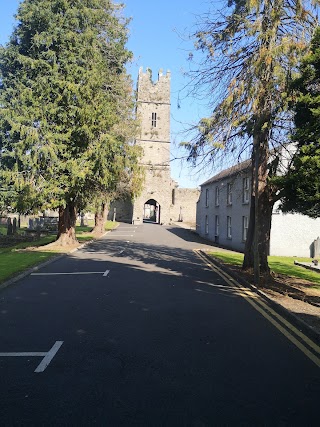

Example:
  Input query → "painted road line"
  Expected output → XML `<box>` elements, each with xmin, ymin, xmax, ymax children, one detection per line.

<box><xmin>103</xmin><ymin>270</ymin><xmax>110</xmax><ymax>277</ymax></box>
<box><xmin>199</xmin><ymin>252</ymin><xmax>320</xmax><ymax>355</ymax></box>
<box><xmin>0</xmin><ymin>341</ymin><xmax>64</xmax><ymax>373</ymax></box>
<box><xmin>34</xmin><ymin>341</ymin><xmax>64</xmax><ymax>373</ymax></box>
<box><xmin>111</xmin><ymin>234</ymin><xmax>134</xmax><ymax>236</ymax></box>
<box><xmin>117</xmin><ymin>227</ymin><xmax>137</xmax><ymax>230</ymax></box>
<box><xmin>31</xmin><ymin>271</ymin><xmax>109</xmax><ymax>276</ymax></box>
<box><xmin>194</xmin><ymin>250</ymin><xmax>320</xmax><ymax>368</ymax></box>
<box><xmin>0</xmin><ymin>352</ymin><xmax>46</xmax><ymax>357</ymax></box>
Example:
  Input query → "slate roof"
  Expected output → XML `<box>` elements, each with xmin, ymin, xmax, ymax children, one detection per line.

<box><xmin>200</xmin><ymin>159</ymin><xmax>251</xmax><ymax>187</ymax></box>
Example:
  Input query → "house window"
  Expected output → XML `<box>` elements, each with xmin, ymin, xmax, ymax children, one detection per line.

<box><xmin>205</xmin><ymin>188</ymin><xmax>209</xmax><ymax>207</ymax></box>
<box><xmin>215</xmin><ymin>215</ymin><xmax>219</xmax><ymax>236</ymax></box>
<box><xmin>242</xmin><ymin>216</ymin><xmax>249</xmax><ymax>241</ymax></box>
<box><xmin>152</xmin><ymin>112</ymin><xmax>157</xmax><ymax>127</ymax></box>
<box><xmin>205</xmin><ymin>215</ymin><xmax>209</xmax><ymax>234</ymax></box>
<box><xmin>215</xmin><ymin>186</ymin><xmax>220</xmax><ymax>206</ymax></box>
<box><xmin>227</xmin><ymin>216</ymin><xmax>232</xmax><ymax>239</ymax></box>
<box><xmin>243</xmin><ymin>177</ymin><xmax>250</xmax><ymax>204</ymax></box>
<box><xmin>227</xmin><ymin>183</ymin><xmax>232</xmax><ymax>205</ymax></box>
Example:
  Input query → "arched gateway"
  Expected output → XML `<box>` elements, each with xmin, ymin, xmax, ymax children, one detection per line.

<box><xmin>143</xmin><ymin>199</ymin><xmax>160</xmax><ymax>223</ymax></box>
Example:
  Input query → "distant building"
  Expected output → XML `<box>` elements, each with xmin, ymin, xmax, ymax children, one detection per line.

<box><xmin>196</xmin><ymin>149</ymin><xmax>320</xmax><ymax>257</ymax></box>
<box><xmin>110</xmin><ymin>67</ymin><xmax>199</xmax><ymax>225</ymax></box>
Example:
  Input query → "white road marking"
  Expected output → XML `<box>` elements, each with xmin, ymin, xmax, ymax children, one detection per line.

<box><xmin>103</xmin><ymin>270</ymin><xmax>110</xmax><ymax>277</ymax></box>
<box><xmin>0</xmin><ymin>352</ymin><xmax>46</xmax><ymax>357</ymax></box>
<box><xmin>31</xmin><ymin>272</ymin><xmax>108</xmax><ymax>276</ymax></box>
<box><xmin>111</xmin><ymin>234</ymin><xmax>133</xmax><ymax>237</ymax></box>
<box><xmin>34</xmin><ymin>341</ymin><xmax>64</xmax><ymax>373</ymax></box>
<box><xmin>0</xmin><ymin>341</ymin><xmax>64</xmax><ymax>373</ymax></box>
<box><xmin>118</xmin><ymin>227</ymin><xmax>137</xmax><ymax>229</ymax></box>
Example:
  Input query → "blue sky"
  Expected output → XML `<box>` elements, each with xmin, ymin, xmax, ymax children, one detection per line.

<box><xmin>0</xmin><ymin>0</ymin><xmax>218</xmax><ymax>187</ymax></box>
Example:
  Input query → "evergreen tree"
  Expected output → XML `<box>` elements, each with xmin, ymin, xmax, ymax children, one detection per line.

<box><xmin>184</xmin><ymin>0</ymin><xmax>319</xmax><ymax>277</ymax></box>
<box><xmin>279</xmin><ymin>27</ymin><xmax>320</xmax><ymax>218</ymax></box>
<box><xmin>0</xmin><ymin>0</ymin><xmax>139</xmax><ymax>245</ymax></box>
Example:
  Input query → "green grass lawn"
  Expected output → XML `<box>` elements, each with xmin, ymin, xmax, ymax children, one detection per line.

<box><xmin>0</xmin><ymin>250</ymin><xmax>58</xmax><ymax>284</ymax></box>
<box><xmin>105</xmin><ymin>220</ymin><xmax>118</xmax><ymax>231</ymax></box>
<box><xmin>0</xmin><ymin>221</ymin><xmax>118</xmax><ymax>285</ymax></box>
<box><xmin>76</xmin><ymin>221</ymin><xmax>118</xmax><ymax>242</ymax></box>
<box><xmin>0</xmin><ymin>235</ymin><xmax>59</xmax><ymax>284</ymax></box>
<box><xmin>209</xmin><ymin>251</ymin><xmax>320</xmax><ymax>287</ymax></box>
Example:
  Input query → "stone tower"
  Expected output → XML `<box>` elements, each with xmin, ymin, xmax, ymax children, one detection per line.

<box><xmin>132</xmin><ymin>67</ymin><xmax>173</xmax><ymax>224</ymax></box>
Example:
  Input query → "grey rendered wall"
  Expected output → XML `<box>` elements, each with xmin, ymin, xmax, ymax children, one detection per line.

<box><xmin>270</xmin><ymin>205</ymin><xmax>320</xmax><ymax>257</ymax></box>
<box><xmin>197</xmin><ymin>173</ymin><xmax>251</xmax><ymax>252</ymax></box>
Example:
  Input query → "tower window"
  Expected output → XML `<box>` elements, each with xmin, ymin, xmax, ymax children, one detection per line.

<box><xmin>172</xmin><ymin>189</ymin><xmax>175</xmax><ymax>205</ymax></box>
<box><xmin>152</xmin><ymin>112</ymin><xmax>157</xmax><ymax>127</ymax></box>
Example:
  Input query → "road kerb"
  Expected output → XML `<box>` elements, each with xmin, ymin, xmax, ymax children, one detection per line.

<box><xmin>195</xmin><ymin>249</ymin><xmax>320</xmax><ymax>368</ymax></box>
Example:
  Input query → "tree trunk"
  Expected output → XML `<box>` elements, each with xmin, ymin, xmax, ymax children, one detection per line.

<box><xmin>92</xmin><ymin>202</ymin><xmax>108</xmax><ymax>235</ymax></box>
<box><xmin>243</xmin><ymin>128</ymin><xmax>274</xmax><ymax>278</ymax></box>
<box><xmin>56</xmin><ymin>203</ymin><xmax>78</xmax><ymax>246</ymax></box>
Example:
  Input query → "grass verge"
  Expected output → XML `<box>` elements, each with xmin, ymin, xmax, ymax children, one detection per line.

<box><xmin>0</xmin><ymin>221</ymin><xmax>118</xmax><ymax>285</ymax></box>
<box><xmin>209</xmin><ymin>251</ymin><xmax>320</xmax><ymax>287</ymax></box>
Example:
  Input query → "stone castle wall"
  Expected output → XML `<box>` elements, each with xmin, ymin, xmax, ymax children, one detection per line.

<box><xmin>171</xmin><ymin>188</ymin><xmax>200</xmax><ymax>225</ymax></box>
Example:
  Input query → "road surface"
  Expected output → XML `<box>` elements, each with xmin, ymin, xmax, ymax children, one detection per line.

<box><xmin>0</xmin><ymin>223</ymin><xmax>319</xmax><ymax>426</ymax></box>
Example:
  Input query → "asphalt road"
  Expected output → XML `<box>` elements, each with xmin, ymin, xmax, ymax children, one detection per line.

<box><xmin>0</xmin><ymin>223</ymin><xmax>319</xmax><ymax>426</ymax></box>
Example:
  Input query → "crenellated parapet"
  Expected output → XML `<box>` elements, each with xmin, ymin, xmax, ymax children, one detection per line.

<box><xmin>137</xmin><ymin>67</ymin><xmax>171</xmax><ymax>104</ymax></box>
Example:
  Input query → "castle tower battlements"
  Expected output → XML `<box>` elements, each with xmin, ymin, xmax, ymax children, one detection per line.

<box><xmin>132</xmin><ymin>67</ymin><xmax>172</xmax><ymax>224</ymax></box>
<box><xmin>136</xmin><ymin>67</ymin><xmax>171</xmax><ymax>170</ymax></box>
<box><xmin>110</xmin><ymin>67</ymin><xmax>200</xmax><ymax>226</ymax></box>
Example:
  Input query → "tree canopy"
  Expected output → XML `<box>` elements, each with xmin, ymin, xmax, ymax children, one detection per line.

<box><xmin>279</xmin><ymin>27</ymin><xmax>320</xmax><ymax>218</ymax></box>
<box><xmin>184</xmin><ymin>0</ymin><xmax>319</xmax><ymax>276</ymax></box>
<box><xmin>0</xmin><ymin>0</ymin><xmax>141</xmax><ymax>243</ymax></box>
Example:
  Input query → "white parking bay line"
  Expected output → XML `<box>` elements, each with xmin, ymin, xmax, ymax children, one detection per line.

<box><xmin>34</xmin><ymin>341</ymin><xmax>63</xmax><ymax>373</ymax></box>
<box><xmin>31</xmin><ymin>272</ymin><xmax>108</xmax><ymax>276</ymax></box>
<box><xmin>0</xmin><ymin>351</ymin><xmax>46</xmax><ymax>357</ymax></box>
<box><xmin>103</xmin><ymin>270</ymin><xmax>110</xmax><ymax>277</ymax></box>
<box><xmin>0</xmin><ymin>341</ymin><xmax>64</xmax><ymax>373</ymax></box>
<box><xmin>111</xmin><ymin>235</ymin><xmax>133</xmax><ymax>237</ymax></box>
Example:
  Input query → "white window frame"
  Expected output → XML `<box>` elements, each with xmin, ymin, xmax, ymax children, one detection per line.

<box><xmin>215</xmin><ymin>186</ymin><xmax>220</xmax><ymax>206</ymax></box>
<box><xmin>242</xmin><ymin>216</ymin><xmax>249</xmax><ymax>241</ymax></box>
<box><xmin>227</xmin><ymin>183</ymin><xmax>232</xmax><ymax>205</ymax></box>
<box><xmin>227</xmin><ymin>216</ymin><xmax>232</xmax><ymax>239</ymax></box>
<box><xmin>205</xmin><ymin>215</ymin><xmax>209</xmax><ymax>234</ymax></box>
<box><xmin>243</xmin><ymin>177</ymin><xmax>250</xmax><ymax>204</ymax></box>
<box><xmin>205</xmin><ymin>188</ymin><xmax>209</xmax><ymax>207</ymax></box>
<box><xmin>215</xmin><ymin>215</ymin><xmax>219</xmax><ymax>236</ymax></box>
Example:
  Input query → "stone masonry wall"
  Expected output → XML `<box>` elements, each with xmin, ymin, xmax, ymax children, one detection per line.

<box><xmin>133</xmin><ymin>68</ymin><xmax>172</xmax><ymax>224</ymax></box>
<box><xmin>171</xmin><ymin>188</ymin><xmax>200</xmax><ymax>224</ymax></box>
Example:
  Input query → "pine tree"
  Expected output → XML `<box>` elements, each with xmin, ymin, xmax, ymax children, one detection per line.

<box><xmin>0</xmin><ymin>0</ymin><xmax>138</xmax><ymax>245</ymax></box>
<box><xmin>184</xmin><ymin>0</ymin><xmax>319</xmax><ymax>277</ymax></box>
<box><xmin>279</xmin><ymin>27</ymin><xmax>320</xmax><ymax>218</ymax></box>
